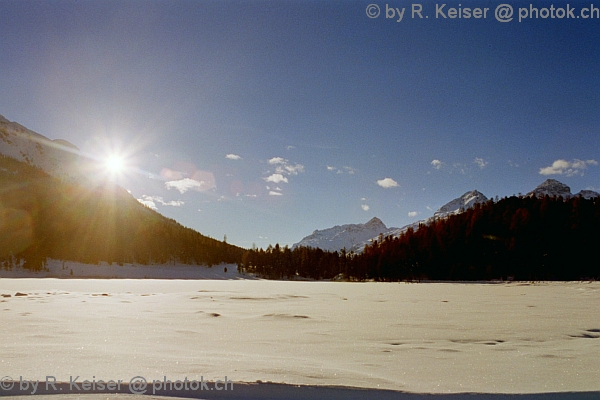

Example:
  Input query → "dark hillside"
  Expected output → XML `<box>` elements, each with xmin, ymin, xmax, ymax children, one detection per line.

<box><xmin>0</xmin><ymin>155</ymin><xmax>243</xmax><ymax>269</ymax></box>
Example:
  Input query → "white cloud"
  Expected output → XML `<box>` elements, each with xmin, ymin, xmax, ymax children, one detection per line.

<box><xmin>136</xmin><ymin>195</ymin><xmax>184</xmax><ymax>210</ymax></box>
<box><xmin>343</xmin><ymin>166</ymin><xmax>356</xmax><ymax>175</ymax></box>
<box><xmin>376</xmin><ymin>177</ymin><xmax>399</xmax><ymax>188</ymax></box>
<box><xmin>264</xmin><ymin>174</ymin><xmax>288</xmax><ymax>184</ymax></box>
<box><xmin>165</xmin><ymin>178</ymin><xmax>209</xmax><ymax>194</ymax></box>
<box><xmin>539</xmin><ymin>159</ymin><xmax>598</xmax><ymax>177</ymax></box>
<box><xmin>431</xmin><ymin>159</ymin><xmax>442</xmax><ymax>170</ymax></box>
<box><xmin>408</xmin><ymin>211</ymin><xmax>418</xmax><ymax>217</ymax></box>
<box><xmin>361</xmin><ymin>204</ymin><xmax>370</xmax><ymax>211</ymax></box>
<box><xmin>327</xmin><ymin>165</ymin><xmax>336</xmax><ymax>171</ymax></box>
<box><xmin>279</xmin><ymin>164</ymin><xmax>304</xmax><ymax>175</ymax></box>
<box><xmin>268</xmin><ymin>157</ymin><xmax>304</xmax><ymax>175</ymax></box>
<box><xmin>474</xmin><ymin>157</ymin><xmax>488</xmax><ymax>169</ymax></box>
<box><xmin>137</xmin><ymin>198</ymin><xmax>157</xmax><ymax>210</ymax></box>
<box><xmin>269</xmin><ymin>157</ymin><xmax>286</xmax><ymax>165</ymax></box>
<box><xmin>286</xmin><ymin>145</ymin><xmax>296</xmax><ymax>150</ymax></box>
<box><xmin>263</xmin><ymin>157</ymin><xmax>304</xmax><ymax>196</ymax></box>
<box><xmin>226</xmin><ymin>154</ymin><xmax>242</xmax><ymax>160</ymax></box>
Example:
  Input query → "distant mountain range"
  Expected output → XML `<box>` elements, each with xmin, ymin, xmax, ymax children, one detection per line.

<box><xmin>293</xmin><ymin>180</ymin><xmax>599</xmax><ymax>253</ymax></box>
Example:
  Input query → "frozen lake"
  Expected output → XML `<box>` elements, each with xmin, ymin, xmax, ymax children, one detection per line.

<box><xmin>1</xmin><ymin>275</ymin><xmax>599</xmax><ymax>399</ymax></box>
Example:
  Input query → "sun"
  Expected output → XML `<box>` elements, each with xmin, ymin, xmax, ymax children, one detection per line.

<box><xmin>105</xmin><ymin>155</ymin><xmax>125</xmax><ymax>174</ymax></box>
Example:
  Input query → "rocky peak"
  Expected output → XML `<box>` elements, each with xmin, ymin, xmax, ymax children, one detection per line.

<box><xmin>527</xmin><ymin>179</ymin><xmax>571</xmax><ymax>198</ymax></box>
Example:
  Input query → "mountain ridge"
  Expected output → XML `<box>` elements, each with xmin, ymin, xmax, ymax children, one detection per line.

<box><xmin>293</xmin><ymin>180</ymin><xmax>599</xmax><ymax>253</ymax></box>
<box><xmin>0</xmin><ymin>114</ymin><xmax>91</xmax><ymax>183</ymax></box>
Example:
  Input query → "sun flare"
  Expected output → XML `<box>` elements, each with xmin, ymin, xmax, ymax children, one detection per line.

<box><xmin>105</xmin><ymin>155</ymin><xmax>125</xmax><ymax>174</ymax></box>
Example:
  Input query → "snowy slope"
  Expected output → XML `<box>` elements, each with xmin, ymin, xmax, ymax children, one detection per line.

<box><xmin>433</xmin><ymin>190</ymin><xmax>488</xmax><ymax>218</ymax></box>
<box><xmin>292</xmin><ymin>217</ymin><xmax>397</xmax><ymax>252</ymax></box>
<box><xmin>0</xmin><ymin>114</ymin><xmax>92</xmax><ymax>182</ymax></box>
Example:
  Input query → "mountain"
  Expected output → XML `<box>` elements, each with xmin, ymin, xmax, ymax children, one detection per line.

<box><xmin>349</xmin><ymin>190</ymin><xmax>490</xmax><ymax>252</ymax></box>
<box><xmin>292</xmin><ymin>191</ymin><xmax>490</xmax><ymax>253</ymax></box>
<box><xmin>0</xmin><ymin>115</ymin><xmax>243</xmax><ymax>269</ymax></box>
<box><xmin>433</xmin><ymin>190</ymin><xmax>488</xmax><ymax>218</ymax></box>
<box><xmin>526</xmin><ymin>179</ymin><xmax>599</xmax><ymax>199</ymax></box>
<box><xmin>0</xmin><ymin>114</ymin><xmax>92</xmax><ymax>182</ymax></box>
<box><xmin>292</xmin><ymin>217</ymin><xmax>396</xmax><ymax>252</ymax></box>
<box><xmin>294</xmin><ymin>181</ymin><xmax>599</xmax><ymax>254</ymax></box>
<box><xmin>526</xmin><ymin>179</ymin><xmax>572</xmax><ymax>198</ymax></box>
<box><xmin>577</xmin><ymin>189</ymin><xmax>600</xmax><ymax>199</ymax></box>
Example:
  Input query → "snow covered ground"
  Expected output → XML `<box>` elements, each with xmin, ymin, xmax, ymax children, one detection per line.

<box><xmin>0</xmin><ymin>273</ymin><xmax>599</xmax><ymax>399</ymax></box>
<box><xmin>0</xmin><ymin>259</ymin><xmax>249</xmax><ymax>280</ymax></box>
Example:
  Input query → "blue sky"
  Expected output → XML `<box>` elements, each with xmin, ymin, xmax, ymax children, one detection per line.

<box><xmin>1</xmin><ymin>0</ymin><xmax>598</xmax><ymax>248</ymax></box>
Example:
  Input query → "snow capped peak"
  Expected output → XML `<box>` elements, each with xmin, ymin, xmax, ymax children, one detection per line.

<box><xmin>576</xmin><ymin>190</ymin><xmax>600</xmax><ymax>199</ymax></box>
<box><xmin>527</xmin><ymin>179</ymin><xmax>572</xmax><ymax>198</ymax></box>
<box><xmin>434</xmin><ymin>190</ymin><xmax>488</xmax><ymax>218</ymax></box>
<box><xmin>0</xmin><ymin>114</ymin><xmax>88</xmax><ymax>182</ymax></box>
<box><xmin>293</xmin><ymin>217</ymin><xmax>394</xmax><ymax>252</ymax></box>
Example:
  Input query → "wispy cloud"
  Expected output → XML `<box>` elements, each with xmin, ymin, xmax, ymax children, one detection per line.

<box><xmin>539</xmin><ymin>159</ymin><xmax>598</xmax><ymax>177</ymax></box>
<box><xmin>165</xmin><ymin>178</ymin><xmax>212</xmax><ymax>194</ymax></box>
<box><xmin>269</xmin><ymin>191</ymin><xmax>283</xmax><ymax>196</ymax></box>
<box><xmin>361</xmin><ymin>204</ymin><xmax>370</xmax><ymax>211</ymax></box>
<box><xmin>474</xmin><ymin>157</ymin><xmax>488</xmax><ymax>169</ymax></box>
<box><xmin>431</xmin><ymin>159</ymin><xmax>443</xmax><ymax>170</ymax></box>
<box><xmin>408</xmin><ymin>211</ymin><xmax>418</xmax><ymax>217</ymax></box>
<box><xmin>452</xmin><ymin>163</ymin><xmax>466</xmax><ymax>175</ymax></box>
<box><xmin>376</xmin><ymin>177</ymin><xmax>399</xmax><ymax>188</ymax></box>
<box><xmin>226</xmin><ymin>154</ymin><xmax>242</xmax><ymax>160</ymax></box>
<box><xmin>327</xmin><ymin>165</ymin><xmax>357</xmax><ymax>175</ymax></box>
